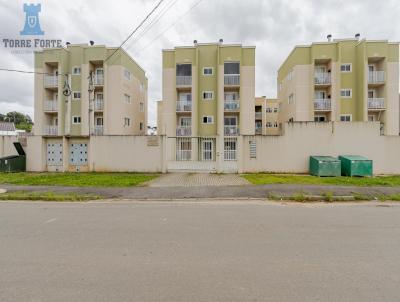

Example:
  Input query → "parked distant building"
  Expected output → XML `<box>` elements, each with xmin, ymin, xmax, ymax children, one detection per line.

<box><xmin>254</xmin><ymin>97</ymin><xmax>280</xmax><ymax>135</ymax></box>
<box><xmin>34</xmin><ymin>43</ymin><xmax>147</xmax><ymax>138</ymax></box>
<box><xmin>158</xmin><ymin>40</ymin><xmax>255</xmax><ymax>167</ymax></box>
<box><xmin>0</xmin><ymin>122</ymin><xmax>17</xmax><ymax>136</ymax></box>
<box><xmin>277</xmin><ymin>36</ymin><xmax>399</xmax><ymax>135</ymax></box>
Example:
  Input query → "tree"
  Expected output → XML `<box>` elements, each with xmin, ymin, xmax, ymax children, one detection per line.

<box><xmin>1</xmin><ymin>111</ymin><xmax>34</xmax><ymax>132</ymax></box>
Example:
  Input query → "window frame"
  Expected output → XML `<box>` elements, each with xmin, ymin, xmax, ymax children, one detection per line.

<box><xmin>72</xmin><ymin>66</ymin><xmax>81</xmax><ymax>75</ymax></box>
<box><xmin>340</xmin><ymin>63</ymin><xmax>352</xmax><ymax>73</ymax></box>
<box><xmin>124</xmin><ymin>93</ymin><xmax>131</xmax><ymax>104</ymax></box>
<box><xmin>202</xmin><ymin>91</ymin><xmax>214</xmax><ymax>101</ymax></box>
<box><xmin>202</xmin><ymin>115</ymin><xmax>214</xmax><ymax>124</ymax></box>
<box><xmin>72</xmin><ymin>116</ymin><xmax>81</xmax><ymax>124</ymax></box>
<box><xmin>202</xmin><ymin>67</ymin><xmax>213</xmax><ymax>76</ymax></box>
<box><xmin>124</xmin><ymin>68</ymin><xmax>131</xmax><ymax>80</ymax></box>
<box><xmin>72</xmin><ymin>91</ymin><xmax>81</xmax><ymax>100</ymax></box>
<box><xmin>124</xmin><ymin>117</ymin><xmax>131</xmax><ymax>127</ymax></box>
<box><xmin>340</xmin><ymin>114</ymin><xmax>352</xmax><ymax>122</ymax></box>
<box><xmin>340</xmin><ymin>89</ymin><xmax>352</xmax><ymax>98</ymax></box>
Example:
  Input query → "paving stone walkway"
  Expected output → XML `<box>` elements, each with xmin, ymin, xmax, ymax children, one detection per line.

<box><xmin>146</xmin><ymin>173</ymin><xmax>250</xmax><ymax>187</ymax></box>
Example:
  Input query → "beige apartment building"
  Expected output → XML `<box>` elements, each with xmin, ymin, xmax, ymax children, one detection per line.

<box><xmin>255</xmin><ymin>97</ymin><xmax>280</xmax><ymax>135</ymax></box>
<box><xmin>34</xmin><ymin>43</ymin><xmax>147</xmax><ymax>171</ymax></box>
<box><xmin>277</xmin><ymin>37</ymin><xmax>399</xmax><ymax>135</ymax></box>
<box><xmin>158</xmin><ymin>40</ymin><xmax>255</xmax><ymax>169</ymax></box>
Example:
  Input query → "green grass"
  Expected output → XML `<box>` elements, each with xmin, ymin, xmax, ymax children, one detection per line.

<box><xmin>243</xmin><ymin>174</ymin><xmax>400</xmax><ymax>187</ymax></box>
<box><xmin>0</xmin><ymin>172</ymin><xmax>159</xmax><ymax>187</ymax></box>
<box><xmin>0</xmin><ymin>191</ymin><xmax>101</xmax><ymax>201</ymax></box>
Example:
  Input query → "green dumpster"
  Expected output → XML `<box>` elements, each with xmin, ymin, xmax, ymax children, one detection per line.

<box><xmin>309</xmin><ymin>156</ymin><xmax>341</xmax><ymax>177</ymax></box>
<box><xmin>0</xmin><ymin>142</ymin><xmax>26</xmax><ymax>172</ymax></box>
<box><xmin>339</xmin><ymin>155</ymin><xmax>372</xmax><ymax>177</ymax></box>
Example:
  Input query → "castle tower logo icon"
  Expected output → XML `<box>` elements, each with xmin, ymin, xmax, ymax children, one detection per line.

<box><xmin>20</xmin><ymin>3</ymin><xmax>45</xmax><ymax>35</ymax></box>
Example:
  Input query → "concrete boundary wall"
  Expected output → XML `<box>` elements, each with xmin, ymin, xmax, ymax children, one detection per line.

<box><xmin>0</xmin><ymin>135</ymin><xmax>18</xmax><ymax>158</ymax></box>
<box><xmin>241</xmin><ymin>122</ymin><xmax>400</xmax><ymax>174</ymax></box>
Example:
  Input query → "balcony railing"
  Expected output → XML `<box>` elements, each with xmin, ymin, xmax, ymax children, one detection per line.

<box><xmin>224</xmin><ymin>100</ymin><xmax>240</xmax><ymax>111</ymax></box>
<box><xmin>255</xmin><ymin>112</ymin><xmax>262</xmax><ymax>119</ymax></box>
<box><xmin>314</xmin><ymin>72</ymin><xmax>331</xmax><ymax>85</ymax></box>
<box><xmin>255</xmin><ymin>128</ymin><xmax>262</xmax><ymax>135</ymax></box>
<box><xmin>44</xmin><ymin>75</ymin><xmax>58</xmax><ymax>87</ymax></box>
<box><xmin>176</xmin><ymin>150</ymin><xmax>192</xmax><ymax>161</ymax></box>
<box><xmin>368</xmin><ymin>98</ymin><xmax>385</xmax><ymax>110</ymax></box>
<box><xmin>176</xmin><ymin>101</ymin><xmax>192</xmax><ymax>112</ymax></box>
<box><xmin>44</xmin><ymin>125</ymin><xmax>58</xmax><ymax>136</ymax></box>
<box><xmin>44</xmin><ymin>100</ymin><xmax>58</xmax><ymax>112</ymax></box>
<box><xmin>224</xmin><ymin>74</ymin><xmax>240</xmax><ymax>86</ymax></box>
<box><xmin>94</xmin><ymin>75</ymin><xmax>104</xmax><ymax>85</ymax></box>
<box><xmin>92</xmin><ymin>125</ymin><xmax>104</xmax><ymax>135</ymax></box>
<box><xmin>224</xmin><ymin>126</ymin><xmax>239</xmax><ymax>136</ymax></box>
<box><xmin>368</xmin><ymin>71</ymin><xmax>385</xmax><ymax>84</ymax></box>
<box><xmin>176</xmin><ymin>76</ymin><xmax>192</xmax><ymax>86</ymax></box>
<box><xmin>314</xmin><ymin>99</ymin><xmax>332</xmax><ymax>111</ymax></box>
<box><xmin>94</xmin><ymin>99</ymin><xmax>104</xmax><ymax>111</ymax></box>
<box><xmin>176</xmin><ymin>126</ymin><xmax>192</xmax><ymax>136</ymax></box>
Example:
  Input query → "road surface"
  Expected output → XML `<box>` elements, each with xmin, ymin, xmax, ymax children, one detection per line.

<box><xmin>1</xmin><ymin>200</ymin><xmax>399</xmax><ymax>302</ymax></box>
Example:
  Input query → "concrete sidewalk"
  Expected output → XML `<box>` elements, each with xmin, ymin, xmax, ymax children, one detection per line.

<box><xmin>2</xmin><ymin>183</ymin><xmax>400</xmax><ymax>200</ymax></box>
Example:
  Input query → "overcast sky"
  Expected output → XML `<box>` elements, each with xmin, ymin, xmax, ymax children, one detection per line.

<box><xmin>0</xmin><ymin>0</ymin><xmax>399</xmax><ymax>125</ymax></box>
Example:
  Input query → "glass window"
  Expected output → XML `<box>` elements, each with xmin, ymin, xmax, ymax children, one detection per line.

<box><xmin>176</xmin><ymin>64</ymin><xmax>192</xmax><ymax>76</ymax></box>
<box><xmin>224</xmin><ymin>62</ymin><xmax>240</xmax><ymax>74</ymax></box>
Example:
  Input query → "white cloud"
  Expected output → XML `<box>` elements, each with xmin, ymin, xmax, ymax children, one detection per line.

<box><xmin>0</xmin><ymin>0</ymin><xmax>399</xmax><ymax>126</ymax></box>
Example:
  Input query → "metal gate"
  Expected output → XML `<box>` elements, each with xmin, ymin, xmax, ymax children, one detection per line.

<box><xmin>69</xmin><ymin>143</ymin><xmax>88</xmax><ymax>166</ymax></box>
<box><xmin>47</xmin><ymin>143</ymin><xmax>63</xmax><ymax>166</ymax></box>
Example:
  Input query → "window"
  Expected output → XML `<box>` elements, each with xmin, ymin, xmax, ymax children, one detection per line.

<box><xmin>140</xmin><ymin>122</ymin><xmax>143</xmax><ymax>131</ymax></box>
<box><xmin>224</xmin><ymin>92</ymin><xmax>239</xmax><ymax>101</ymax></box>
<box><xmin>95</xmin><ymin>117</ymin><xmax>103</xmax><ymax>126</ymax></box>
<box><xmin>340</xmin><ymin>115</ymin><xmax>352</xmax><ymax>122</ymax></box>
<box><xmin>273</xmin><ymin>107</ymin><xmax>278</xmax><ymax>113</ymax></box>
<box><xmin>274</xmin><ymin>122</ymin><xmax>278</xmax><ymax>128</ymax></box>
<box><xmin>139</xmin><ymin>102</ymin><xmax>144</xmax><ymax>112</ymax></box>
<box><xmin>72</xmin><ymin>66</ymin><xmax>81</xmax><ymax>75</ymax></box>
<box><xmin>368</xmin><ymin>115</ymin><xmax>375</xmax><ymax>122</ymax></box>
<box><xmin>287</xmin><ymin>70</ymin><xmax>294</xmax><ymax>81</ymax></box>
<box><xmin>202</xmin><ymin>116</ymin><xmax>214</xmax><ymax>124</ymax></box>
<box><xmin>266</xmin><ymin>107</ymin><xmax>272</xmax><ymax>113</ymax></box>
<box><xmin>203</xmin><ymin>91</ymin><xmax>214</xmax><ymax>100</ymax></box>
<box><xmin>289</xmin><ymin>118</ymin><xmax>294</xmax><ymax>122</ymax></box>
<box><xmin>203</xmin><ymin>67</ymin><xmax>213</xmax><ymax>75</ymax></box>
<box><xmin>224</xmin><ymin>116</ymin><xmax>237</xmax><ymax>126</ymax></box>
<box><xmin>124</xmin><ymin>69</ymin><xmax>131</xmax><ymax>80</ymax></box>
<box><xmin>224</xmin><ymin>62</ymin><xmax>240</xmax><ymax>75</ymax></box>
<box><xmin>176</xmin><ymin>64</ymin><xmax>192</xmax><ymax>76</ymax></box>
<box><xmin>180</xmin><ymin>117</ymin><xmax>191</xmax><ymax>127</ymax></box>
<box><xmin>124</xmin><ymin>94</ymin><xmax>131</xmax><ymax>104</ymax></box>
<box><xmin>179</xmin><ymin>92</ymin><xmax>192</xmax><ymax>102</ymax></box>
<box><xmin>72</xmin><ymin>91</ymin><xmax>81</xmax><ymax>100</ymax></box>
<box><xmin>124</xmin><ymin>117</ymin><xmax>131</xmax><ymax>127</ymax></box>
<box><xmin>340</xmin><ymin>89</ymin><xmax>352</xmax><ymax>98</ymax></box>
<box><xmin>288</xmin><ymin>93</ymin><xmax>294</xmax><ymax>104</ymax></box>
<box><xmin>72</xmin><ymin>116</ymin><xmax>81</xmax><ymax>124</ymax></box>
<box><xmin>266</xmin><ymin>122</ymin><xmax>272</xmax><ymax>128</ymax></box>
<box><xmin>140</xmin><ymin>83</ymin><xmax>144</xmax><ymax>92</ymax></box>
<box><xmin>314</xmin><ymin>115</ymin><xmax>326</xmax><ymax>122</ymax></box>
<box><xmin>340</xmin><ymin>64</ymin><xmax>352</xmax><ymax>72</ymax></box>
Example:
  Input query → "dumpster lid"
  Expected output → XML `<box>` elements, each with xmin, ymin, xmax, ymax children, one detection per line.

<box><xmin>340</xmin><ymin>155</ymin><xmax>369</xmax><ymax>161</ymax></box>
<box><xmin>310</xmin><ymin>156</ymin><xmax>339</xmax><ymax>162</ymax></box>
<box><xmin>13</xmin><ymin>142</ymin><xmax>26</xmax><ymax>156</ymax></box>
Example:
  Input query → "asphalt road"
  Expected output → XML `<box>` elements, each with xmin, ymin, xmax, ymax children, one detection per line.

<box><xmin>1</xmin><ymin>200</ymin><xmax>400</xmax><ymax>302</ymax></box>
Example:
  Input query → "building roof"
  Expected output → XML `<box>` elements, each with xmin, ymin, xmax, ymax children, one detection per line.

<box><xmin>0</xmin><ymin>122</ymin><xmax>16</xmax><ymax>132</ymax></box>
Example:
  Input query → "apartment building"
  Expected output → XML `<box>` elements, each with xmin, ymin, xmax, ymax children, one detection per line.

<box><xmin>255</xmin><ymin>97</ymin><xmax>280</xmax><ymax>135</ymax></box>
<box><xmin>278</xmin><ymin>36</ymin><xmax>399</xmax><ymax>135</ymax></box>
<box><xmin>34</xmin><ymin>44</ymin><xmax>147</xmax><ymax>138</ymax></box>
<box><xmin>34</xmin><ymin>43</ymin><xmax>147</xmax><ymax>171</ymax></box>
<box><xmin>158</xmin><ymin>40</ymin><xmax>255</xmax><ymax>167</ymax></box>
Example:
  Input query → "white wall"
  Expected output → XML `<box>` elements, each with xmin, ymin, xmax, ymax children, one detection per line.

<box><xmin>0</xmin><ymin>135</ymin><xmax>18</xmax><ymax>158</ymax></box>
<box><xmin>241</xmin><ymin>122</ymin><xmax>400</xmax><ymax>174</ymax></box>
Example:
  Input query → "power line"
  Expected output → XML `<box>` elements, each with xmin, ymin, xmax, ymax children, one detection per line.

<box><xmin>133</xmin><ymin>0</ymin><xmax>205</xmax><ymax>54</ymax></box>
<box><xmin>126</xmin><ymin>0</ymin><xmax>180</xmax><ymax>50</ymax></box>
<box><xmin>104</xmin><ymin>0</ymin><xmax>166</xmax><ymax>63</ymax></box>
<box><xmin>0</xmin><ymin>68</ymin><xmax>56</xmax><ymax>76</ymax></box>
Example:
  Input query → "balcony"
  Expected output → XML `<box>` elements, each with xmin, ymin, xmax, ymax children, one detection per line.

<box><xmin>44</xmin><ymin>100</ymin><xmax>58</xmax><ymax>112</ymax></box>
<box><xmin>94</xmin><ymin>99</ymin><xmax>104</xmax><ymax>111</ymax></box>
<box><xmin>224</xmin><ymin>126</ymin><xmax>239</xmax><ymax>136</ymax></box>
<box><xmin>314</xmin><ymin>73</ymin><xmax>331</xmax><ymax>85</ymax></box>
<box><xmin>314</xmin><ymin>99</ymin><xmax>331</xmax><ymax>111</ymax></box>
<box><xmin>368</xmin><ymin>98</ymin><xmax>385</xmax><ymax>110</ymax></box>
<box><xmin>255</xmin><ymin>128</ymin><xmax>262</xmax><ymax>135</ymax></box>
<box><xmin>44</xmin><ymin>125</ymin><xmax>58</xmax><ymax>136</ymax></box>
<box><xmin>92</xmin><ymin>125</ymin><xmax>103</xmax><ymax>135</ymax></box>
<box><xmin>176</xmin><ymin>76</ymin><xmax>192</xmax><ymax>87</ymax></box>
<box><xmin>224</xmin><ymin>100</ymin><xmax>240</xmax><ymax>111</ymax></box>
<box><xmin>176</xmin><ymin>126</ymin><xmax>192</xmax><ymax>136</ymax></box>
<box><xmin>44</xmin><ymin>75</ymin><xmax>58</xmax><ymax>88</ymax></box>
<box><xmin>224</xmin><ymin>74</ymin><xmax>240</xmax><ymax>86</ymax></box>
<box><xmin>255</xmin><ymin>112</ymin><xmax>262</xmax><ymax>119</ymax></box>
<box><xmin>368</xmin><ymin>71</ymin><xmax>385</xmax><ymax>84</ymax></box>
<box><xmin>176</xmin><ymin>101</ymin><xmax>192</xmax><ymax>112</ymax></box>
<box><xmin>94</xmin><ymin>75</ymin><xmax>104</xmax><ymax>85</ymax></box>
